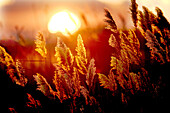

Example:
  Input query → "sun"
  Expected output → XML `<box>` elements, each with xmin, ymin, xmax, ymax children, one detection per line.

<box><xmin>0</xmin><ymin>0</ymin><xmax>13</xmax><ymax>7</ymax></box>
<box><xmin>48</xmin><ymin>11</ymin><xmax>81</xmax><ymax>36</ymax></box>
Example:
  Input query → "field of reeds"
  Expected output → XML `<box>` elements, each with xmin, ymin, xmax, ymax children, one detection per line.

<box><xmin>1</xmin><ymin>0</ymin><xmax>169</xmax><ymax>113</ymax></box>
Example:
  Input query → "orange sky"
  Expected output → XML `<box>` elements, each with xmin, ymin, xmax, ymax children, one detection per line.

<box><xmin>0</xmin><ymin>0</ymin><xmax>128</xmax><ymax>39</ymax></box>
<box><xmin>0</xmin><ymin>0</ymin><xmax>170</xmax><ymax>39</ymax></box>
<box><xmin>0</xmin><ymin>1</ymin><xmax>105</xmax><ymax>29</ymax></box>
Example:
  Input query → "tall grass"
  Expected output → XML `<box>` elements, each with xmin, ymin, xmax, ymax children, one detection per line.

<box><xmin>4</xmin><ymin>0</ymin><xmax>170</xmax><ymax>112</ymax></box>
<box><xmin>34</xmin><ymin>34</ymin><xmax>100</xmax><ymax>112</ymax></box>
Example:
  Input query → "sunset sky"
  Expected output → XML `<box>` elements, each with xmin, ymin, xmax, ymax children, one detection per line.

<box><xmin>0</xmin><ymin>0</ymin><xmax>170</xmax><ymax>39</ymax></box>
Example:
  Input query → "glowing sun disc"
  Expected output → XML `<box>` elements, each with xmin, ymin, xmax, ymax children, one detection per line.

<box><xmin>48</xmin><ymin>11</ymin><xmax>81</xmax><ymax>36</ymax></box>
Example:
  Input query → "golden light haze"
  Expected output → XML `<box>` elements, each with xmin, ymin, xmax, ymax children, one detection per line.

<box><xmin>0</xmin><ymin>0</ymin><xmax>13</xmax><ymax>7</ymax></box>
<box><xmin>0</xmin><ymin>0</ymin><xmax>170</xmax><ymax>39</ymax></box>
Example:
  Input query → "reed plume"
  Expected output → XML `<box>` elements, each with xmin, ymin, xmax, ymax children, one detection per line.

<box><xmin>0</xmin><ymin>46</ymin><xmax>27</xmax><ymax>86</ymax></box>
<box><xmin>104</xmin><ymin>8</ymin><xmax>117</xmax><ymax>32</ymax></box>
<box><xmin>33</xmin><ymin>73</ymin><xmax>56</xmax><ymax>99</ymax></box>
<box><xmin>130</xmin><ymin>0</ymin><xmax>138</xmax><ymax>27</ymax></box>
<box><xmin>35</xmin><ymin>32</ymin><xmax>47</xmax><ymax>58</ymax></box>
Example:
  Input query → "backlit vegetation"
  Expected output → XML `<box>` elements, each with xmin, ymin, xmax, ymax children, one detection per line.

<box><xmin>3</xmin><ymin>0</ymin><xmax>170</xmax><ymax>112</ymax></box>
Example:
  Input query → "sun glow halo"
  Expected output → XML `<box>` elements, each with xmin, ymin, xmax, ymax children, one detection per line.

<box><xmin>0</xmin><ymin>0</ymin><xmax>13</xmax><ymax>7</ymax></box>
<box><xmin>48</xmin><ymin>11</ymin><xmax>81</xmax><ymax>36</ymax></box>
